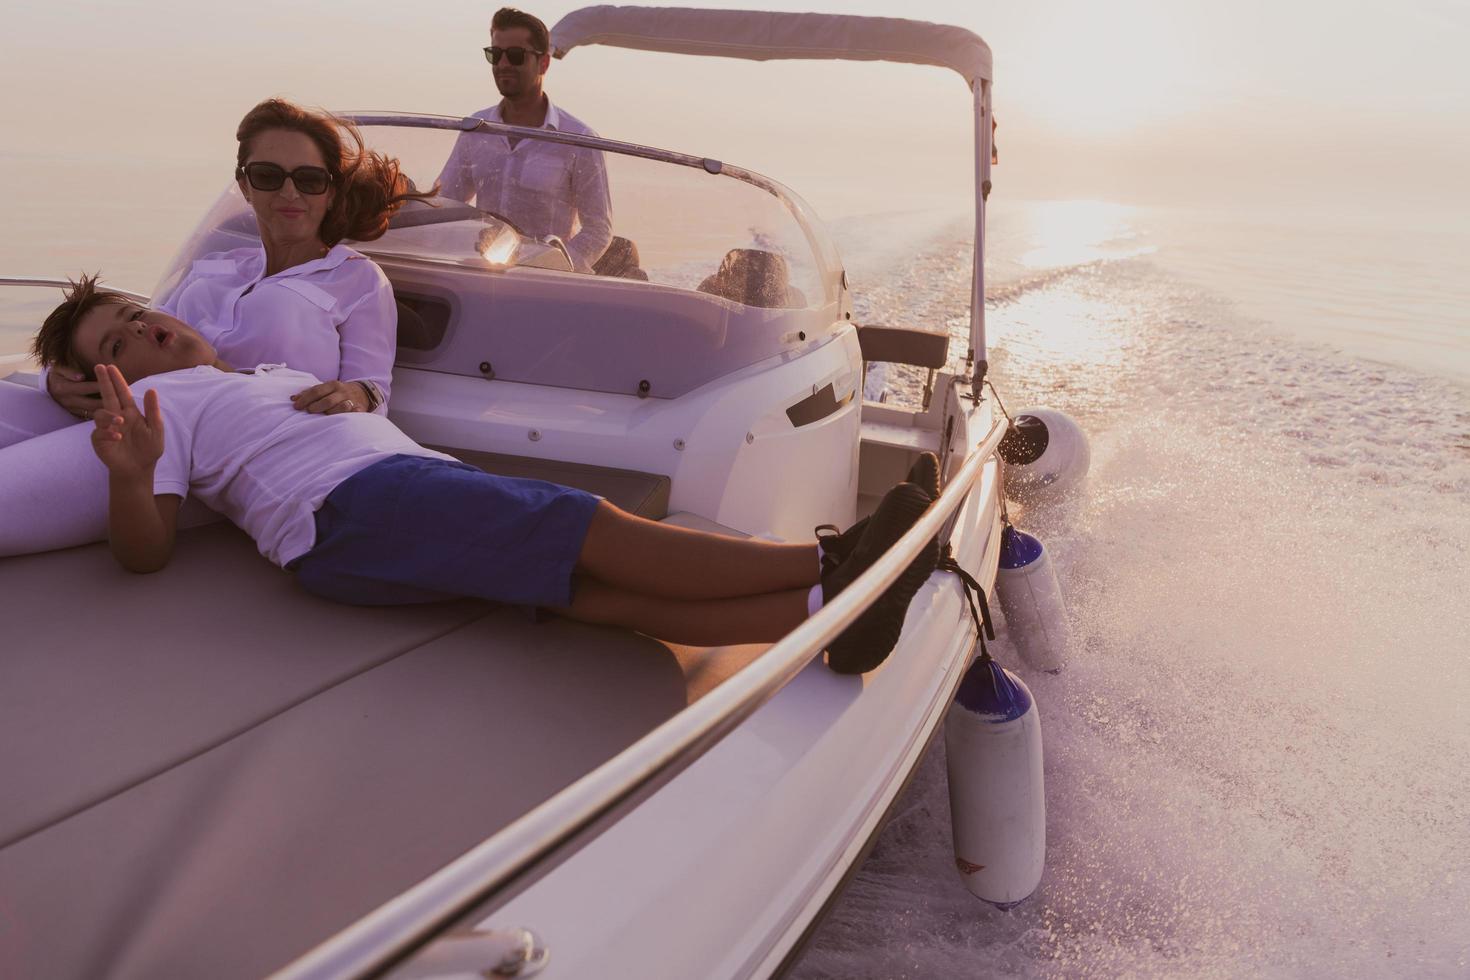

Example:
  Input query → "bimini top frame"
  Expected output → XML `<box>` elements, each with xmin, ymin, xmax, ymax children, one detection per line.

<box><xmin>551</xmin><ymin>5</ymin><xmax>992</xmax><ymax>83</ymax></box>
<box><xmin>551</xmin><ymin>4</ymin><xmax>997</xmax><ymax>389</ymax></box>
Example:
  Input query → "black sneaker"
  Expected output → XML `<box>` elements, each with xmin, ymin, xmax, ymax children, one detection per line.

<box><xmin>907</xmin><ymin>450</ymin><xmax>941</xmax><ymax>500</ymax></box>
<box><xmin>821</xmin><ymin>481</ymin><xmax>940</xmax><ymax>674</ymax></box>
<box><xmin>816</xmin><ymin>452</ymin><xmax>941</xmax><ymax>574</ymax></box>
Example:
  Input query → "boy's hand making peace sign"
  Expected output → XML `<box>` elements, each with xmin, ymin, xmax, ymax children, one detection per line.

<box><xmin>87</xmin><ymin>363</ymin><xmax>181</xmax><ymax>573</ymax></box>
<box><xmin>90</xmin><ymin>363</ymin><xmax>165</xmax><ymax>481</ymax></box>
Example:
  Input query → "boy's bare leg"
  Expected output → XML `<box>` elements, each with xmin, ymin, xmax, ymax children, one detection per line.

<box><xmin>560</xmin><ymin>579</ymin><xmax>810</xmax><ymax>646</ymax></box>
<box><xmin>576</xmin><ymin>502</ymin><xmax>820</xmax><ymax>600</ymax></box>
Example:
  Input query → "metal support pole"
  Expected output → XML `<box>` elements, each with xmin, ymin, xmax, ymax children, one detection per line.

<box><xmin>970</xmin><ymin>80</ymin><xmax>991</xmax><ymax>397</ymax></box>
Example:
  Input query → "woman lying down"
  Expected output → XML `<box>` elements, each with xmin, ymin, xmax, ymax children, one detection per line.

<box><xmin>29</xmin><ymin>276</ymin><xmax>940</xmax><ymax>673</ymax></box>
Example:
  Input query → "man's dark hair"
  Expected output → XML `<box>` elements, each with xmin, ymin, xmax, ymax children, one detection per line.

<box><xmin>32</xmin><ymin>273</ymin><xmax>131</xmax><ymax>369</ymax></box>
<box><xmin>492</xmin><ymin>7</ymin><xmax>550</xmax><ymax>53</ymax></box>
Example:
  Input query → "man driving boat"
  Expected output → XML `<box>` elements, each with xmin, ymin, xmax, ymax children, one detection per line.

<box><xmin>436</xmin><ymin>7</ymin><xmax>613</xmax><ymax>273</ymax></box>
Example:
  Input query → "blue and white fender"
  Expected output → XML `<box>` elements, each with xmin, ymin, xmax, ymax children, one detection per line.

<box><xmin>994</xmin><ymin>526</ymin><xmax>1072</xmax><ymax>673</ymax></box>
<box><xmin>946</xmin><ymin>654</ymin><xmax>1045</xmax><ymax>908</ymax></box>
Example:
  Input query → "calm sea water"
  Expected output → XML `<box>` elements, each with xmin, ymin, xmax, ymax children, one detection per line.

<box><xmin>2</xmin><ymin>191</ymin><xmax>1466</xmax><ymax>977</ymax></box>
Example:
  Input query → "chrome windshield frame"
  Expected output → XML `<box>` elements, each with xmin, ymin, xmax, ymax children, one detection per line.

<box><xmin>0</xmin><ymin>276</ymin><xmax>150</xmax><ymax>305</ymax></box>
<box><xmin>345</xmin><ymin>111</ymin><xmax>762</xmax><ymax>193</ymax></box>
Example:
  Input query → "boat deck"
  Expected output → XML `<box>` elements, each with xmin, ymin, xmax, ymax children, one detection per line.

<box><xmin>0</xmin><ymin>520</ymin><xmax>765</xmax><ymax>978</ymax></box>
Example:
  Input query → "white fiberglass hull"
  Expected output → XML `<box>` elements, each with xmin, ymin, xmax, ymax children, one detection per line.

<box><xmin>442</xmin><ymin>405</ymin><xmax>1002</xmax><ymax>979</ymax></box>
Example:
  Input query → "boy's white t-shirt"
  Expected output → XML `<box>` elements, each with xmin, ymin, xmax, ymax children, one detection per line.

<box><xmin>134</xmin><ymin>365</ymin><xmax>453</xmax><ymax>566</ymax></box>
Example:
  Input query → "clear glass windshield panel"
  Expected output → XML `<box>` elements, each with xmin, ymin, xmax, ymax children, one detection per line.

<box><xmin>150</xmin><ymin>183</ymin><xmax>539</xmax><ymax>308</ymax></box>
<box><xmin>368</xmin><ymin>123</ymin><xmax>836</xmax><ymax>306</ymax></box>
<box><xmin>154</xmin><ymin>123</ymin><xmax>835</xmax><ymax>306</ymax></box>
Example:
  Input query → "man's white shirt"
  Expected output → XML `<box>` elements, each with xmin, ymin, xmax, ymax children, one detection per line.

<box><xmin>436</xmin><ymin>99</ymin><xmax>613</xmax><ymax>272</ymax></box>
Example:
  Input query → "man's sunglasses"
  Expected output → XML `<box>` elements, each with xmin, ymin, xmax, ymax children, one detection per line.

<box><xmin>484</xmin><ymin>46</ymin><xmax>544</xmax><ymax>67</ymax></box>
<box><xmin>236</xmin><ymin>162</ymin><xmax>333</xmax><ymax>196</ymax></box>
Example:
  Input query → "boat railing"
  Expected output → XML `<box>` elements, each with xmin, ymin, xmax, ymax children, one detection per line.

<box><xmin>0</xmin><ymin>276</ymin><xmax>150</xmax><ymax>304</ymax></box>
<box><xmin>279</xmin><ymin>407</ymin><xmax>1010</xmax><ymax>980</ymax></box>
<box><xmin>0</xmin><ymin>277</ymin><xmax>152</xmax><ymax>374</ymax></box>
<box><xmin>343</xmin><ymin>112</ymin><xmax>781</xmax><ymax>198</ymax></box>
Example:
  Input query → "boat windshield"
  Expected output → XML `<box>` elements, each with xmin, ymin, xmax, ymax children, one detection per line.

<box><xmin>152</xmin><ymin>116</ymin><xmax>845</xmax><ymax>397</ymax></box>
<box><xmin>155</xmin><ymin>117</ymin><xmax>846</xmax><ymax>399</ymax></box>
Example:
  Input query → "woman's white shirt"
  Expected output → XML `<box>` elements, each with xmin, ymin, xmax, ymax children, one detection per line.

<box><xmin>158</xmin><ymin>243</ymin><xmax>396</xmax><ymax>411</ymax></box>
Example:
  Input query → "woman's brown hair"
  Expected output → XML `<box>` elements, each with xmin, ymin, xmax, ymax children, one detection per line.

<box><xmin>235</xmin><ymin>99</ymin><xmax>433</xmax><ymax>246</ymax></box>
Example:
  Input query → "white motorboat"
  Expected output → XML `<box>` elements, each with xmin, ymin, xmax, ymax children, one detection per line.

<box><xmin>0</xmin><ymin>7</ymin><xmax>1006</xmax><ymax>978</ymax></box>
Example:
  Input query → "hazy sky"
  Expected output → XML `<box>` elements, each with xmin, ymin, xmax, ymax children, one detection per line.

<box><xmin>3</xmin><ymin>0</ymin><xmax>1467</xmax><ymax>220</ymax></box>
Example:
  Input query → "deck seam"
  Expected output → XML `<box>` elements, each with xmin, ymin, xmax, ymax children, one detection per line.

<box><xmin>0</xmin><ymin>604</ymin><xmax>499</xmax><ymax>852</ymax></box>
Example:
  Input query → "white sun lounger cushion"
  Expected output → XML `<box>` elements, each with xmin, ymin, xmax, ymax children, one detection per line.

<box><xmin>0</xmin><ymin>524</ymin><xmax>689</xmax><ymax>978</ymax></box>
<box><xmin>0</xmin><ymin>603</ymin><xmax>686</xmax><ymax>978</ymax></box>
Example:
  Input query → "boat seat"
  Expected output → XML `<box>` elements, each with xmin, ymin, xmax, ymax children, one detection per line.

<box><xmin>431</xmin><ymin>445</ymin><xmax>671</xmax><ymax>519</ymax></box>
<box><xmin>2</xmin><ymin>369</ymin><xmax>40</xmax><ymax>387</ymax></box>
<box><xmin>0</xmin><ymin>521</ymin><xmax>689</xmax><ymax>978</ymax></box>
<box><xmin>859</xmin><ymin>417</ymin><xmax>942</xmax><ymax>453</ymax></box>
<box><xmin>697</xmin><ymin>248</ymin><xmax>806</xmax><ymax>309</ymax></box>
<box><xmin>856</xmin><ymin>324</ymin><xmax>950</xmax><ymax>369</ymax></box>
<box><xmin>592</xmin><ymin>235</ymin><xmax>650</xmax><ymax>281</ymax></box>
<box><xmin>0</xmin><ymin>522</ymin><xmax>495</xmax><ymax>851</ymax></box>
<box><xmin>857</xmin><ymin>324</ymin><xmax>951</xmax><ymax>410</ymax></box>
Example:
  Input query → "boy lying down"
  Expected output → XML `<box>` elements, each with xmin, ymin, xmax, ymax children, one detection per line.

<box><xmin>36</xmin><ymin>277</ymin><xmax>939</xmax><ymax>673</ymax></box>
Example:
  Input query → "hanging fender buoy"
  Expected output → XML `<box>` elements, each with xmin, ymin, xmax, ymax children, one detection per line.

<box><xmin>999</xmin><ymin>408</ymin><xmax>1090</xmax><ymax>501</ymax></box>
<box><xmin>946</xmin><ymin>654</ymin><xmax>1045</xmax><ymax>908</ymax></box>
<box><xmin>994</xmin><ymin>526</ymin><xmax>1072</xmax><ymax>673</ymax></box>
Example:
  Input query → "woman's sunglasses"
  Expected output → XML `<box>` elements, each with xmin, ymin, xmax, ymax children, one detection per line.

<box><xmin>237</xmin><ymin>162</ymin><xmax>333</xmax><ymax>196</ymax></box>
<box><xmin>483</xmin><ymin>45</ymin><xmax>544</xmax><ymax>67</ymax></box>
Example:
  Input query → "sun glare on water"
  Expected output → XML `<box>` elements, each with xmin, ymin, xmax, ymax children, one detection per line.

<box><xmin>1015</xmin><ymin>200</ymin><xmax>1153</xmax><ymax>270</ymax></box>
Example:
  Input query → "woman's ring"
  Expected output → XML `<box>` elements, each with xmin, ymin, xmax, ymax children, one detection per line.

<box><xmin>342</xmin><ymin>399</ymin><xmax>355</xmax><ymax>412</ymax></box>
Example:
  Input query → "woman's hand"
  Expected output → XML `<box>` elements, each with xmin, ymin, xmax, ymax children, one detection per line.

<box><xmin>90</xmin><ymin>364</ymin><xmax>165</xmax><ymax>482</ymax></box>
<box><xmin>291</xmin><ymin>379</ymin><xmax>370</xmax><ymax>415</ymax></box>
<box><xmin>47</xmin><ymin>367</ymin><xmax>103</xmax><ymax>418</ymax></box>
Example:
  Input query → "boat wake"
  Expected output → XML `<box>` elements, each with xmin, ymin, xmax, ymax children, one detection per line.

<box><xmin>986</xmin><ymin>250</ymin><xmax>1156</xmax><ymax>308</ymax></box>
<box><xmin>797</xmin><ymin>207</ymin><xmax>1470</xmax><ymax>979</ymax></box>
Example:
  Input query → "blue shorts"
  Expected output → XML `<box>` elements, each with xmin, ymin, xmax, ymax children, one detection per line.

<box><xmin>291</xmin><ymin>454</ymin><xmax>601</xmax><ymax>607</ymax></box>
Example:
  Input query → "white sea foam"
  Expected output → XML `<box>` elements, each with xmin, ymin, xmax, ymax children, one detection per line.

<box><xmin>795</xmin><ymin>204</ymin><xmax>1470</xmax><ymax>978</ymax></box>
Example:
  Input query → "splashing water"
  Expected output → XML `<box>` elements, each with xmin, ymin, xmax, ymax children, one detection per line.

<box><xmin>795</xmin><ymin>202</ymin><xmax>1470</xmax><ymax>978</ymax></box>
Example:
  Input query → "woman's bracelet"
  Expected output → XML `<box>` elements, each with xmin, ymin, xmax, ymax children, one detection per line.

<box><xmin>355</xmin><ymin>380</ymin><xmax>383</xmax><ymax>412</ymax></box>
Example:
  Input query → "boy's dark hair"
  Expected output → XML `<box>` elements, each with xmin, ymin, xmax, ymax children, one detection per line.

<box><xmin>492</xmin><ymin>7</ymin><xmax>550</xmax><ymax>53</ymax></box>
<box><xmin>32</xmin><ymin>273</ymin><xmax>131</xmax><ymax>369</ymax></box>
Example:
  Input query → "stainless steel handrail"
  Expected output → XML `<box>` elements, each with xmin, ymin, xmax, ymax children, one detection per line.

<box><xmin>279</xmin><ymin>407</ymin><xmax>1009</xmax><ymax>980</ymax></box>
<box><xmin>0</xmin><ymin>276</ymin><xmax>150</xmax><ymax>304</ymax></box>
<box><xmin>339</xmin><ymin>112</ymin><xmax>786</xmax><ymax>200</ymax></box>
